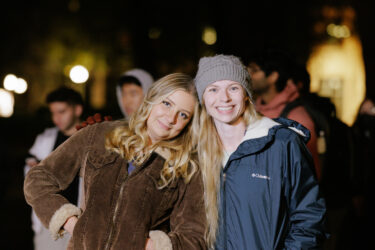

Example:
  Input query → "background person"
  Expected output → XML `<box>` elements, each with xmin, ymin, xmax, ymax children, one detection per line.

<box><xmin>24</xmin><ymin>87</ymin><xmax>84</xmax><ymax>250</ymax></box>
<box><xmin>116</xmin><ymin>68</ymin><xmax>154</xmax><ymax>118</ymax></box>
<box><xmin>247</xmin><ymin>50</ymin><xmax>321</xmax><ymax>179</ymax></box>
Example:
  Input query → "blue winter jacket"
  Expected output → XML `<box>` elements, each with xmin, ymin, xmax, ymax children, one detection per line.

<box><xmin>215</xmin><ymin>117</ymin><xmax>327</xmax><ymax>250</ymax></box>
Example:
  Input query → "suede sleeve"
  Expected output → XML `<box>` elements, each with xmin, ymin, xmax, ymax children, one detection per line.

<box><xmin>24</xmin><ymin>125</ymin><xmax>94</xmax><ymax>236</ymax></box>
<box><xmin>168</xmin><ymin>171</ymin><xmax>207</xmax><ymax>250</ymax></box>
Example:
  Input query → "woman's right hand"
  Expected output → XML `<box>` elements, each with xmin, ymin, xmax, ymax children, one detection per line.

<box><xmin>63</xmin><ymin>216</ymin><xmax>78</xmax><ymax>235</ymax></box>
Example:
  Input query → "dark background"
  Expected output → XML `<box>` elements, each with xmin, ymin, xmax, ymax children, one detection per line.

<box><xmin>1</xmin><ymin>0</ymin><xmax>374</xmax><ymax>248</ymax></box>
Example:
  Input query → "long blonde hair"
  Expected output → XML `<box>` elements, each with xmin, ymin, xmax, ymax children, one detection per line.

<box><xmin>198</xmin><ymin>93</ymin><xmax>258</xmax><ymax>248</ymax></box>
<box><xmin>106</xmin><ymin>73</ymin><xmax>200</xmax><ymax>188</ymax></box>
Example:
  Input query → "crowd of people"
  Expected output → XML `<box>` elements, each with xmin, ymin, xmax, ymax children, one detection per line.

<box><xmin>23</xmin><ymin>50</ymin><xmax>373</xmax><ymax>250</ymax></box>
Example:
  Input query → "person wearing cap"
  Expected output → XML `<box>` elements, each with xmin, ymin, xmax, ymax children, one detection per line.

<box><xmin>116</xmin><ymin>68</ymin><xmax>154</xmax><ymax>118</ymax></box>
<box><xmin>194</xmin><ymin>54</ymin><xmax>327</xmax><ymax>249</ymax></box>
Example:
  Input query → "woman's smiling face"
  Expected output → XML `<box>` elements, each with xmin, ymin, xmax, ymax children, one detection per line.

<box><xmin>146</xmin><ymin>90</ymin><xmax>196</xmax><ymax>143</ymax></box>
<box><xmin>203</xmin><ymin>80</ymin><xmax>246</xmax><ymax>125</ymax></box>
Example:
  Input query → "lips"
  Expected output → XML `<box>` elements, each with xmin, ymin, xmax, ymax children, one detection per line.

<box><xmin>217</xmin><ymin>106</ymin><xmax>234</xmax><ymax>111</ymax></box>
<box><xmin>216</xmin><ymin>105</ymin><xmax>235</xmax><ymax>114</ymax></box>
<box><xmin>157</xmin><ymin>120</ymin><xmax>171</xmax><ymax>130</ymax></box>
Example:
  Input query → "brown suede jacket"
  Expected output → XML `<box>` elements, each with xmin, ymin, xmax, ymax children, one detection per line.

<box><xmin>24</xmin><ymin>121</ymin><xmax>207</xmax><ymax>250</ymax></box>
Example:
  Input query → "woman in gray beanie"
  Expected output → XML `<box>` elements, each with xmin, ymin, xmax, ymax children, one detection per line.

<box><xmin>195</xmin><ymin>54</ymin><xmax>327</xmax><ymax>249</ymax></box>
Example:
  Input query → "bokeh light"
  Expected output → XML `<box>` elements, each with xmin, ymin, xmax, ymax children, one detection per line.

<box><xmin>307</xmin><ymin>36</ymin><xmax>365</xmax><ymax>125</ymax></box>
<box><xmin>14</xmin><ymin>78</ymin><xmax>28</xmax><ymax>94</ymax></box>
<box><xmin>3</xmin><ymin>74</ymin><xmax>18</xmax><ymax>91</ymax></box>
<box><xmin>0</xmin><ymin>88</ymin><xmax>14</xmax><ymax>117</ymax></box>
<box><xmin>202</xmin><ymin>26</ymin><xmax>217</xmax><ymax>45</ymax></box>
<box><xmin>69</xmin><ymin>65</ymin><xmax>89</xmax><ymax>84</ymax></box>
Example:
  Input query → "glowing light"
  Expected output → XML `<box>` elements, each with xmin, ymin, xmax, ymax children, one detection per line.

<box><xmin>307</xmin><ymin>36</ymin><xmax>366</xmax><ymax>126</ymax></box>
<box><xmin>202</xmin><ymin>26</ymin><xmax>217</xmax><ymax>45</ymax></box>
<box><xmin>0</xmin><ymin>88</ymin><xmax>14</xmax><ymax>117</ymax></box>
<box><xmin>148</xmin><ymin>28</ymin><xmax>161</xmax><ymax>39</ymax></box>
<box><xmin>327</xmin><ymin>24</ymin><xmax>351</xmax><ymax>38</ymax></box>
<box><xmin>69</xmin><ymin>65</ymin><xmax>89</xmax><ymax>84</ymax></box>
<box><xmin>3</xmin><ymin>74</ymin><xmax>18</xmax><ymax>91</ymax></box>
<box><xmin>14</xmin><ymin>78</ymin><xmax>28</xmax><ymax>94</ymax></box>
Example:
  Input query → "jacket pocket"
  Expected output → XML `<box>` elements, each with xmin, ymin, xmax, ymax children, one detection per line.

<box><xmin>87</xmin><ymin>149</ymin><xmax>119</xmax><ymax>169</ymax></box>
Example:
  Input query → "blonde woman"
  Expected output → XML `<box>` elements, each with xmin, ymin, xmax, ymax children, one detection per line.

<box><xmin>24</xmin><ymin>73</ymin><xmax>207</xmax><ymax>250</ymax></box>
<box><xmin>194</xmin><ymin>55</ymin><xmax>327</xmax><ymax>249</ymax></box>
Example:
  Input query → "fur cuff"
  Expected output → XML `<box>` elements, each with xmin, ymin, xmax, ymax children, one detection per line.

<box><xmin>49</xmin><ymin>203</ymin><xmax>81</xmax><ymax>240</ymax></box>
<box><xmin>149</xmin><ymin>230</ymin><xmax>173</xmax><ymax>250</ymax></box>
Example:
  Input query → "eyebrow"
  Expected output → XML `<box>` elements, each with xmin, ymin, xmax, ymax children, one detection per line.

<box><xmin>208</xmin><ymin>82</ymin><xmax>241</xmax><ymax>88</ymax></box>
<box><xmin>166</xmin><ymin>97</ymin><xmax>192</xmax><ymax>115</ymax></box>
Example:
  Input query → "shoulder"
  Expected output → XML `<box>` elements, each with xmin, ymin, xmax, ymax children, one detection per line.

<box><xmin>287</xmin><ymin>106</ymin><xmax>315</xmax><ymax>131</ymax></box>
<box><xmin>64</xmin><ymin>120</ymin><xmax>126</xmax><ymax>152</ymax></box>
<box><xmin>80</xmin><ymin>120</ymin><xmax>127</xmax><ymax>138</ymax></box>
<box><xmin>272</xmin><ymin>125</ymin><xmax>313</xmax><ymax>169</ymax></box>
<box><xmin>274</xmin><ymin>126</ymin><xmax>302</xmax><ymax>141</ymax></box>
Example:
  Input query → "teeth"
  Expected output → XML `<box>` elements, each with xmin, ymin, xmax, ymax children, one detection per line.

<box><xmin>217</xmin><ymin>106</ymin><xmax>233</xmax><ymax>111</ymax></box>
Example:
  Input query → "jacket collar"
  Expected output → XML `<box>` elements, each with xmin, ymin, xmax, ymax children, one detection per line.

<box><xmin>154</xmin><ymin>147</ymin><xmax>170</xmax><ymax>160</ymax></box>
<box><xmin>228</xmin><ymin>116</ymin><xmax>310</xmax><ymax>160</ymax></box>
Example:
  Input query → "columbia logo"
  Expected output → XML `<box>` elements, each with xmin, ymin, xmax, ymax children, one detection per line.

<box><xmin>251</xmin><ymin>173</ymin><xmax>271</xmax><ymax>180</ymax></box>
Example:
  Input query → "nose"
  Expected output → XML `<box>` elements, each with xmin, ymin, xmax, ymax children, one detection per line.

<box><xmin>219</xmin><ymin>89</ymin><xmax>231</xmax><ymax>102</ymax></box>
<box><xmin>166</xmin><ymin>110</ymin><xmax>178</xmax><ymax>125</ymax></box>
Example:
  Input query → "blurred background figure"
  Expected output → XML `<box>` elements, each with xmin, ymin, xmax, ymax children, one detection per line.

<box><xmin>292</xmin><ymin>64</ymin><xmax>356</xmax><ymax>250</ymax></box>
<box><xmin>24</xmin><ymin>87</ymin><xmax>84</xmax><ymax>250</ymax></box>
<box><xmin>116</xmin><ymin>68</ymin><xmax>154</xmax><ymax>118</ymax></box>
<box><xmin>351</xmin><ymin>96</ymin><xmax>375</xmax><ymax>249</ymax></box>
<box><xmin>290</xmin><ymin>63</ymin><xmax>336</xmax><ymax>122</ymax></box>
<box><xmin>246</xmin><ymin>49</ymin><xmax>321</xmax><ymax>179</ymax></box>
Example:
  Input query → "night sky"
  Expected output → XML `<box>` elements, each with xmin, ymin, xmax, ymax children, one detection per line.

<box><xmin>1</xmin><ymin>1</ymin><xmax>375</xmax><ymax>100</ymax></box>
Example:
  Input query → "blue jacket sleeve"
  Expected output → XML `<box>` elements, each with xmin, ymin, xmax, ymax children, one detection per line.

<box><xmin>283</xmin><ymin>135</ymin><xmax>328</xmax><ymax>249</ymax></box>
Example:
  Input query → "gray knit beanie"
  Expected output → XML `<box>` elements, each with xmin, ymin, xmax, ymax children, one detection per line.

<box><xmin>194</xmin><ymin>54</ymin><xmax>252</xmax><ymax>103</ymax></box>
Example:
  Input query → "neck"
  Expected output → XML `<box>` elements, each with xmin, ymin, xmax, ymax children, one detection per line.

<box><xmin>260</xmin><ymin>85</ymin><xmax>277</xmax><ymax>104</ymax></box>
<box><xmin>62</xmin><ymin>120</ymin><xmax>81</xmax><ymax>136</ymax></box>
<box><xmin>62</xmin><ymin>127</ymin><xmax>76</xmax><ymax>137</ymax></box>
<box><xmin>214</xmin><ymin>118</ymin><xmax>247</xmax><ymax>153</ymax></box>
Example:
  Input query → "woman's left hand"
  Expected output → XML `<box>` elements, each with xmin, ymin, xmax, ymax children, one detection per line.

<box><xmin>145</xmin><ymin>238</ymin><xmax>155</xmax><ymax>250</ymax></box>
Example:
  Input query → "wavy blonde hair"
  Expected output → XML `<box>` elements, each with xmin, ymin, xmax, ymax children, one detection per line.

<box><xmin>198</xmin><ymin>92</ymin><xmax>259</xmax><ymax>248</ymax></box>
<box><xmin>106</xmin><ymin>73</ymin><xmax>200</xmax><ymax>188</ymax></box>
